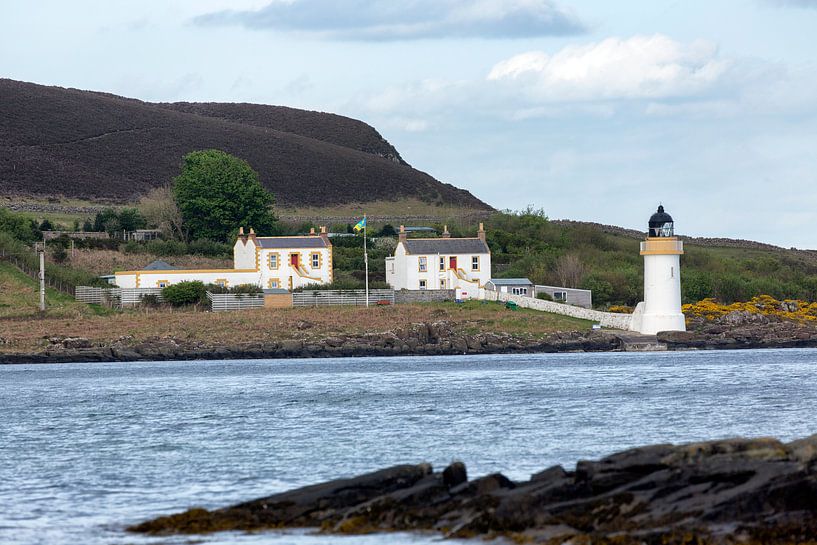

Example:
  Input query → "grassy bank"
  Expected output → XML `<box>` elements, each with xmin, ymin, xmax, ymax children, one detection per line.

<box><xmin>0</xmin><ymin>261</ymin><xmax>107</xmax><ymax>319</ymax></box>
<box><xmin>0</xmin><ymin>300</ymin><xmax>592</xmax><ymax>354</ymax></box>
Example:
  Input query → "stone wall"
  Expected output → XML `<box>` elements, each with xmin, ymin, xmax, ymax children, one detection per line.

<box><xmin>487</xmin><ymin>291</ymin><xmax>632</xmax><ymax>330</ymax></box>
<box><xmin>394</xmin><ymin>289</ymin><xmax>455</xmax><ymax>304</ymax></box>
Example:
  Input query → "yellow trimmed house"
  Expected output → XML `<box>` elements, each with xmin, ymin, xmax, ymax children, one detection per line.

<box><xmin>114</xmin><ymin>227</ymin><xmax>333</xmax><ymax>290</ymax></box>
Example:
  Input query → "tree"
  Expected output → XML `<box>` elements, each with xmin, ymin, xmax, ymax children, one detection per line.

<box><xmin>39</xmin><ymin>219</ymin><xmax>54</xmax><ymax>231</ymax></box>
<box><xmin>93</xmin><ymin>209</ymin><xmax>120</xmax><ymax>234</ymax></box>
<box><xmin>118</xmin><ymin>208</ymin><xmax>146</xmax><ymax>232</ymax></box>
<box><xmin>554</xmin><ymin>253</ymin><xmax>586</xmax><ymax>288</ymax></box>
<box><xmin>0</xmin><ymin>209</ymin><xmax>38</xmax><ymax>242</ymax></box>
<box><xmin>173</xmin><ymin>150</ymin><xmax>278</xmax><ymax>243</ymax></box>
<box><xmin>379</xmin><ymin>224</ymin><xmax>397</xmax><ymax>237</ymax></box>
<box><xmin>139</xmin><ymin>186</ymin><xmax>187</xmax><ymax>241</ymax></box>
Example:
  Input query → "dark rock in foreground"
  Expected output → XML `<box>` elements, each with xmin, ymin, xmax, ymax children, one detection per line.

<box><xmin>130</xmin><ymin>436</ymin><xmax>817</xmax><ymax>543</ymax></box>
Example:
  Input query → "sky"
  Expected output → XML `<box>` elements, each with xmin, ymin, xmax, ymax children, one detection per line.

<box><xmin>2</xmin><ymin>0</ymin><xmax>816</xmax><ymax>248</ymax></box>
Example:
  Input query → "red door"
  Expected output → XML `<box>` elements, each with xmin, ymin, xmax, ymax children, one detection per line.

<box><xmin>291</xmin><ymin>254</ymin><xmax>299</xmax><ymax>267</ymax></box>
<box><xmin>449</xmin><ymin>256</ymin><xmax>457</xmax><ymax>270</ymax></box>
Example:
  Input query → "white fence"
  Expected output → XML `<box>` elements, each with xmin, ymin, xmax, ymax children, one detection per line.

<box><xmin>207</xmin><ymin>292</ymin><xmax>264</xmax><ymax>312</ymax></box>
<box><xmin>486</xmin><ymin>291</ymin><xmax>633</xmax><ymax>330</ymax></box>
<box><xmin>293</xmin><ymin>289</ymin><xmax>395</xmax><ymax>307</ymax></box>
<box><xmin>75</xmin><ymin>286</ymin><xmax>164</xmax><ymax>307</ymax></box>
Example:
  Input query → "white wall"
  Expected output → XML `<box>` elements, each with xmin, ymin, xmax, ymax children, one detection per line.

<box><xmin>637</xmin><ymin>253</ymin><xmax>685</xmax><ymax>334</ymax></box>
<box><xmin>233</xmin><ymin>238</ymin><xmax>257</xmax><ymax>269</ymax></box>
<box><xmin>486</xmin><ymin>290</ymin><xmax>633</xmax><ymax>330</ymax></box>
<box><xmin>258</xmin><ymin>247</ymin><xmax>332</xmax><ymax>290</ymax></box>
<box><xmin>386</xmin><ymin>243</ymin><xmax>491</xmax><ymax>292</ymax></box>
<box><xmin>115</xmin><ymin>270</ymin><xmax>261</xmax><ymax>289</ymax></box>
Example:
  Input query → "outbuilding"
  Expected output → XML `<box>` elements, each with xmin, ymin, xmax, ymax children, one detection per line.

<box><xmin>486</xmin><ymin>278</ymin><xmax>535</xmax><ymax>297</ymax></box>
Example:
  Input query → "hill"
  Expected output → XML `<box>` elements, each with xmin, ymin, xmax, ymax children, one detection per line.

<box><xmin>0</xmin><ymin>79</ymin><xmax>488</xmax><ymax>209</ymax></box>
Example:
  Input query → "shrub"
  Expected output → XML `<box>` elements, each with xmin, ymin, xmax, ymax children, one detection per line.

<box><xmin>52</xmin><ymin>246</ymin><xmax>68</xmax><ymax>263</ymax></box>
<box><xmin>536</xmin><ymin>292</ymin><xmax>553</xmax><ymax>301</ymax></box>
<box><xmin>230</xmin><ymin>284</ymin><xmax>263</xmax><ymax>295</ymax></box>
<box><xmin>139</xmin><ymin>294</ymin><xmax>161</xmax><ymax>307</ymax></box>
<box><xmin>145</xmin><ymin>239</ymin><xmax>187</xmax><ymax>256</ymax></box>
<box><xmin>162</xmin><ymin>281</ymin><xmax>207</xmax><ymax>307</ymax></box>
<box><xmin>187</xmin><ymin>239</ymin><xmax>232</xmax><ymax>258</ymax></box>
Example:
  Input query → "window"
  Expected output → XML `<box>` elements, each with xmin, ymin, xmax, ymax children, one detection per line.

<box><xmin>311</xmin><ymin>253</ymin><xmax>320</xmax><ymax>269</ymax></box>
<box><xmin>268</xmin><ymin>253</ymin><xmax>279</xmax><ymax>270</ymax></box>
<box><xmin>215</xmin><ymin>279</ymin><xmax>228</xmax><ymax>288</ymax></box>
<box><xmin>439</xmin><ymin>256</ymin><xmax>445</xmax><ymax>271</ymax></box>
<box><xmin>419</xmin><ymin>257</ymin><xmax>427</xmax><ymax>272</ymax></box>
<box><xmin>554</xmin><ymin>291</ymin><xmax>567</xmax><ymax>301</ymax></box>
<box><xmin>157</xmin><ymin>280</ymin><xmax>169</xmax><ymax>288</ymax></box>
<box><xmin>268</xmin><ymin>279</ymin><xmax>279</xmax><ymax>289</ymax></box>
<box><xmin>471</xmin><ymin>256</ymin><xmax>480</xmax><ymax>271</ymax></box>
<box><xmin>512</xmin><ymin>287</ymin><xmax>528</xmax><ymax>296</ymax></box>
<box><xmin>419</xmin><ymin>280</ymin><xmax>427</xmax><ymax>290</ymax></box>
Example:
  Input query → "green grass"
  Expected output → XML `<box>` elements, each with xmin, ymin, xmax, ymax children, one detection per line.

<box><xmin>0</xmin><ymin>261</ymin><xmax>101</xmax><ymax>319</ymax></box>
<box><xmin>427</xmin><ymin>300</ymin><xmax>594</xmax><ymax>335</ymax></box>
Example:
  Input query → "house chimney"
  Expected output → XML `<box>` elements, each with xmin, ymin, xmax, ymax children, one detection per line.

<box><xmin>238</xmin><ymin>226</ymin><xmax>248</xmax><ymax>243</ymax></box>
<box><xmin>248</xmin><ymin>227</ymin><xmax>257</xmax><ymax>242</ymax></box>
<box><xmin>477</xmin><ymin>222</ymin><xmax>486</xmax><ymax>242</ymax></box>
<box><xmin>398</xmin><ymin>225</ymin><xmax>407</xmax><ymax>243</ymax></box>
<box><xmin>319</xmin><ymin>226</ymin><xmax>329</xmax><ymax>244</ymax></box>
<box><xmin>442</xmin><ymin>225</ymin><xmax>450</xmax><ymax>238</ymax></box>
<box><xmin>309</xmin><ymin>227</ymin><xmax>316</xmax><ymax>236</ymax></box>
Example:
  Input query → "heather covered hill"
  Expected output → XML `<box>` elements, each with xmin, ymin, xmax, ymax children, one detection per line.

<box><xmin>159</xmin><ymin>102</ymin><xmax>407</xmax><ymax>164</ymax></box>
<box><xmin>0</xmin><ymin>79</ymin><xmax>488</xmax><ymax>208</ymax></box>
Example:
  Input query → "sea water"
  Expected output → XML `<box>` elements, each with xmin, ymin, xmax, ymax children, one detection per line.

<box><xmin>2</xmin><ymin>349</ymin><xmax>817</xmax><ymax>545</ymax></box>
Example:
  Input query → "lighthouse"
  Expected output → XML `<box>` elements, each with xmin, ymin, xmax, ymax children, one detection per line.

<box><xmin>629</xmin><ymin>206</ymin><xmax>686</xmax><ymax>335</ymax></box>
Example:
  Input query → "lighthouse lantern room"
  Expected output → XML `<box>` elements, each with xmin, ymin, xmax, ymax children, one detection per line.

<box><xmin>629</xmin><ymin>206</ymin><xmax>686</xmax><ymax>335</ymax></box>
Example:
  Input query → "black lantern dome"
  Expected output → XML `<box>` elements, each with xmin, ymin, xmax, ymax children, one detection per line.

<box><xmin>648</xmin><ymin>205</ymin><xmax>674</xmax><ymax>237</ymax></box>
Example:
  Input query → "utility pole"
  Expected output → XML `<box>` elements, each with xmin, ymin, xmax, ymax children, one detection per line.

<box><xmin>35</xmin><ymin>242</ymin><xmax>45</xmax><ymax>313</ymax></box>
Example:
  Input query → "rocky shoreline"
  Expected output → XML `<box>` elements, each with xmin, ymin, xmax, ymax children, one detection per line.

<box><xmin>2</xmin><ymin>319</ymin><xmax>817</xmax><ymax>364</ymax></box>
<box><xmin>130</xmin><ymin>435</ymin><xmax>817</xmax><ymax>543</ymax></box>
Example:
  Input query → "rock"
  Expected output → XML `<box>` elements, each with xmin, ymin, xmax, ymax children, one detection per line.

<box><xmin>278</xmin><ymin>340</ymin><xmax>303</xmax><ymax>353</ymax></box>
<box><xmin>130</xmin><ymin>435</ymin><xmax>817</xmax><ymax>543</ymax></box>
<box><xmin>62</xmin><ymin>337</ymin><xmax>92</xmax><ymax>349</ymax></box>
<box><xmin>442</xmin><ymin>461</ymin><xmax>467</xmax><ymax>488</ymax></box>
<box><xmin>323</xmin><ymin>337</ymin><xmax>345</xmax><ymax>348</ymax></box>
<box><xmin>722</xmin><ymin>310</ymin><xmax>772</xmax><ymax>326</ymax></box>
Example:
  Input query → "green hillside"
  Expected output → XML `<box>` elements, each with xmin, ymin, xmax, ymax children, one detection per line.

<box><xmin>2</xmin><ymin>205</ymin><xmax>815</xmax><ymax>309</ymax></box>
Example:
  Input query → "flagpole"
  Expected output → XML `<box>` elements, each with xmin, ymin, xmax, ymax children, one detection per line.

<box><xmin>363</xmin><ymin>214</ymin><xmax>369</xmax><ymax>308</ymax></box>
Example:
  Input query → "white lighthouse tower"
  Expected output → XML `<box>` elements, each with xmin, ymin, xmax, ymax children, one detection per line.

<box><xmin>630</xmin><ymin>206</ymin><xmax>686</xmax><ymax>335</ymax></box>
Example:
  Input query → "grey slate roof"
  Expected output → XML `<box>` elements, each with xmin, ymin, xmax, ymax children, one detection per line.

<box><xmin>143</xmin><ymin>260</ymin><xmax>177</xmax><ymax>271</ymax></box>
<box><xmin>256</xmin><ymin>236</ymin><xmax>330</xmax><ymax>249</ymax></box>
<box><xmin>402</xmin><ymin>238</ymin><xmax>489</xmax><ymax>255</ymax></box>
<box><xmin>488</xmin><ymin>278</ymin><xmax>533</xmax><ymax>286</ymax></box>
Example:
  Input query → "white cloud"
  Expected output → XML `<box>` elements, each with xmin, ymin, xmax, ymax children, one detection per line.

<box><xmin>194</xmin><ymin>0</ymin><xmax>585</xmax><ymax>40</ymax></box>
<box><xmin>487</xmin><ymin>35</ymin><xmax>729</xmax><ymax>101</ymax></box>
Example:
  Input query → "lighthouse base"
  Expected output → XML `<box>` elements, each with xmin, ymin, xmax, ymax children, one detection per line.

<box><xmin>629</xmin><ymin>302</ymin><xmax>686</xmax><ymax>335</ymax></box>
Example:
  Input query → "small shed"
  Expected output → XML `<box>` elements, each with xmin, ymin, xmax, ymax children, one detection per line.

<box><xmin>535</xmin><ymin>285</ymin><xmax>593</xmax><ymax>308</ymax></box>
<box><xmin>485</xmin><ymin>278</ymin><xmax>535</xmax><ymax>297</ymax></box>
<box><xmin>263</xmin><ymin>288</ymin><xmax>293</xmax><ymax>308</ymax></box>
<box><xmin>126</xmin><ymin>229</ymin><xmax>163</xmax><ymax>242</ymax></box>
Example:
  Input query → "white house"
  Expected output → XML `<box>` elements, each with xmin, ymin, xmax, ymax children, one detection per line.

<box><xmin>114</xmin><ymin>227</ymin><xmax>333</xmax><ymax>290</ymax></box>
<box><xmin>385</xmin><ymin>224</ymin><xmax>491</xmax><ymax>298</ymax></box>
